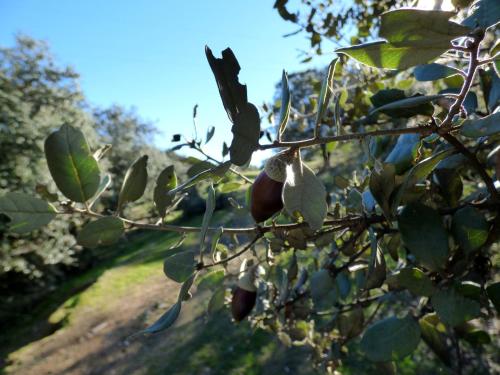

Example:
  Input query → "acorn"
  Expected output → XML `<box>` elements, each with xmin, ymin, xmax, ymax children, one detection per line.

<box><xmin>231</xmin><ymin>262</ymin><xmax>257</xmax><ymax>322</ymax></box>
<box><xmin>250</xmin><ymin>152</ymin><xmax>288</xmax><ymax>222</ymax></box>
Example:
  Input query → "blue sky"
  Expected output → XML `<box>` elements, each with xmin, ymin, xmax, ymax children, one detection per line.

<box><xmin>0</xmin><ymin>0</ymin><xmax>335</xmax><ymax>165</ymax></box>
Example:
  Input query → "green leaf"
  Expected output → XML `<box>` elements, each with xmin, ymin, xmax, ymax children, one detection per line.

<box><xmin>207</xmin><ymin>287</ymin><xmax>227</xmax><ymax>315</ymax></box>
<box><xmin>163</xmin><ymin>251</ymin><xmax>196</xmax><ymax>283</ymax></box>
<box><xmin>0</xmin><ymin>192</ymin><xmax>56</xmax><ymax>234</ymax></box>
<box><xmin>336</xmin><ymin>41</ymin><xmax>450</xmax><ymax>70</ymax></box>
<box><xmin>384</xmin><ymin>134</ymin><xmax>421</xmax><ymax>174</ymax></box>
<box><xmin>76</xmin><ymin>217</ymin><xmax>124</xmax><ymax>248</ymax></box>
<box><xmin>386</xmin><ymin>268</ymin><xmax>435</xmax><ymax>297</ymax></box>
<box><xmin>187</xmin><ymin>159</ymin><xmax>216</xmax><ymax>178</ymax></box>
<box><xmin>199</xmin><ymin>183</ymin><xmax>216</xmax><ymax>255</ymax></box>
<box><xmin>338</xmin><ymin>307</ymin><xmax>364</xmax><ymax>339</ymax></box>
<box><xmin>278</xmin><ymin>70</ymin><xmax>291</xmax><ymax>139</ymax></box>
<box><xmin>360</xmin><ymin>315</ymin><xmax>421</xmax><ymax>362</ymax></box>
<box><xmin>44</xmin><ymin>124</ymin><xmax>100</xmax><ymax>202</ymax></box>
<box><xmin>310</xmin><ymin>269</ymin><xmax>339</xmax><ymax>311</ymax></box>
<box><xmin>451</xmin><ymin>207</ymin><xmax>489</xmax><ymax>255</ymax></box>
<box><xmin>486</xmin><ymin>282</ymin><xmax>500</xmax><ymax>313</ymax></box>
<box><xmin>169</xmin><ymin>161</ymin><xmax>231</xmax><ymax>195</ymax></box>
<box><xmin>460</xmin><ymin>112</ymin><xmax>500</xmax><ymax>138</ymax></box>
<box><xmin>154</xmin><ymin>165</ymin><xmax>177</xmax><ymax>218</ymax></box>
<box><xmin>462</xmin><ymin>0</ymin><xmax>500</xmax><ymax>29</ymax></box>
<box><xmin>380</xmin><ymin>9</ymin><xmax>470</xmax><ymax>48</ymax></box>
<box><xmin>398</xmin><ymin>203</ymin><xmax>449</xmax><ymax>271</ymax></box>
<box><xmin>206</xmin><ymin>126</ymin><xmax>215</xmax><ymax>144</ymax></box>
<box><xmin>230</xmin><ymin>103</ymin><xmax>261</xmax><ymax>166</ymax></box>
<box><xmin>282</xmin><ymin>157</ymin><xmax>327</xmax><ymax>231</ymax></box>
<box><xmin>392</xmin><ymin>148</ymin><xmax>455</xmax><ymax>210</ymax></box>
<box><xmin>217</xmin><ymin>181</ymin><xmax>243</xmax><ymax>193</ymax></box>
<box><xmin>369</xmin><ymin>163</ymin><xmax>396</xmax><ymax>219</ymax></box>
<box><xmin>117</xmin><ymin>155</ymin><xmax>148</xmax><ymax>211</ymax></box>
<box><xmin>431</xmin><ymin>288</ymin><xmax>480</xmax><ymax>327</ymax></box>
<box><xmin>197</xmin><ymin>269</ymin><xmax>225</xmax><ymax>291</ymax></box>
<box><xmin>141</xmin><ymin>300</ymin><xmax>181</xmax><ymax>334</ymax></box>
<box><xmin>315</xmin><ymin>59</ymin><xmax>339</xmax><ymax>128</ymax></box>
<box><xmin>414</xmin><ymin>63</ymin><xmax>461</xmax><ymax>81</ymax></box>
<box><xmin>370</xmin><ymin>94</ymin><xmax>445</xmax><ymax>117</ymax></box>
<box><xmin>419</xmin><ymin>314</ymin><xmax>451</xmax><ymax>367</ymax></box>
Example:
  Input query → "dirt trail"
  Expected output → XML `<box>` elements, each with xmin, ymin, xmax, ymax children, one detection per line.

<box><xmin>5</xmin><ymin>273</ymin><xmax>184</xmax><ymax>375</ymax></box>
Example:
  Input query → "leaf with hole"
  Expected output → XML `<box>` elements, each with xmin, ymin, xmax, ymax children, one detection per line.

<box><xmin>44</xmin><ymin>124</ymin><xmax>100</xmax><ymax>202</ymax></box>
<box><xmin>0</xmin><ymin>192</ymin><xmax>56</xmax><ymax>234</ymax></box>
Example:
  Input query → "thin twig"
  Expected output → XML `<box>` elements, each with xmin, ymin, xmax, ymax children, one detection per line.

<box><xmin>202</xmin><ymin>234</ymin><xmax>263</xmax><ymax>268</ymax></box>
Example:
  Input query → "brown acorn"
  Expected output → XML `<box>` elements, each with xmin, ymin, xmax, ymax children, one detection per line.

<box><xmin>250</xmin><ymin>152</ymin><xmax>287</xmax><ymax>223</ymax></box>
<box><xmin>231</xmin><ymin>261</ymin><xmax>257</xmax><ymax>321</ymax></box>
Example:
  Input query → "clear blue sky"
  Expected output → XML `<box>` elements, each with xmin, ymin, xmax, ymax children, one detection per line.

<box><xmin>0</xmin><ymin>0</ymin><xmax>335</xmax><ymax>165</ymax></box>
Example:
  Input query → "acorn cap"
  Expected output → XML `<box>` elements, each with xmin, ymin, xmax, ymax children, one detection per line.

<box><xmin>237</xmin><ymin>263</ymin><xmax>257</xmax><ymax>292</ymax></box>
<box><xmin>264</xmin><ymin>151</ymin><xmax>289</xmax><ymax>182</ymax></box>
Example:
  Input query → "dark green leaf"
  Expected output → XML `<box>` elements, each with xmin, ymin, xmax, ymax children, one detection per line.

<box><xmin>0</xmin><ymin>192</ymin><xmax>56</xmax><ymax>234</ymax></box>
<box><xmin>44</xmin><ymin>124</ymin><xmax>100</xmax><ymax>202</ymax></box>
<box><xmin>360</xmin><ymin>315</ymin><xmax>421</xmax><ymax>362</ymax></box>
<box><xmin>486</xmin><ymin>282</ymin><xmax>500</xmax><ymax>313</ymax></box>
<box><xmin>207</xmin><ymin>287</ymin><xmax>227</xmax><ymax>315</ymax></box>
<box><xmin>199</xmin><ymin>183</ymin><xmax>216</xmax><ymax>255</ymax></box>
<box><xmin>439</xmin><ymin>88</ymin><xmax>477</xmax><ymax>113</ymax></box>
<box><xmin>117</xmin><ymin>155</ymin><xmax>148</xmax><ymax>211</ymax></box>
<box><xmin>338</xmin><ymin>307</ymin><xmax>364</xmax><ymax>339</ymax></box>
<box><xmin>431</xmin><ymin>288</ymin><xmax>480</xmax><ymax>326</ymax></box>
<box><xmin>310</xmin><ymin>269</ymin><xmax>338</xmax><ymax>311</ymax></box>
<box><xmin>205</xmin><ymin>46</ymin><xmax>247</xmax><ymax>123</ymax></box>
<box><xmin>365</xmin><ymin>229</ymin><xmax>386</xmax><ymax>290</ymax></box>
<box><xmin>163</xmin><ymin>251</ymin><xmax>196</xmax><ymax>283</ymax></box>
<box><xmin>230</xmin><ymin>103</ymin><xmax>261</xmax><ymax>166</ymax></box>
<box><xmin>206</xmin><ymin>126</ymin><xmax>215</xmax><ymax>144</ymax></box>
<box><xmin>384</xmin><ymin>134</ymin><xmax>421</xmax><ymax>174</ymax></box>
<box><xmin>370</xmin><ymin>94</ymin><xmax>445</xmax><ymax>117</ymax></box>
<box><xmin>369</xmin><ymin>163</ymin><xmax>395</xmax><ymax>219</ymax></box>
<box><xmin>462</xmin><ymin>0</ymin><xmax>500</xmax><ymax>29</ymax></box>
<box><xmin>370</xmin><ymin>89</ymin><xmax>438</xmax><ymax>118</ymax></box>
<box><xmin>414</xmin><ymin>63</ymin><xmax>461</xmax><ymax>81</ymax></box>
<box><xmin>197</xmin><ymin>269</ymin><xmax>225</xmax><ymax>291</ymax></box>
<box><xmin>398</xmin><ymin>203</ymin><xmax>449</xmax><ymax>271</ymax></box>
<box><xmin>154</xmin><ymin>165</ymin><xmax>177</xmax><ymax>218</ymax></box>
<box><xmin>392</xmin><ymin>148</ymin><xmax>455</xmax><ymax>210</ymax></box>
<box><xmin>76</xmin><ymin>217</ymin><xmax>124</xmax><ymax>248</ymax></box>
<box><xmin>451</xmin><ymin>207</ymin><xmax>489</xmax><ymax>254</ymax></box>
<box><xmin>460</xmin><ymin>112</ymin><xmax>500</xmax><ymax>138</ymax></box>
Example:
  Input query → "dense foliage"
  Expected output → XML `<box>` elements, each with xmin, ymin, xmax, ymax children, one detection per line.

<box><xmin>1</xmin><ymin>1</ymin><xmax>500</xmax><ymax>374</ymax></box>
